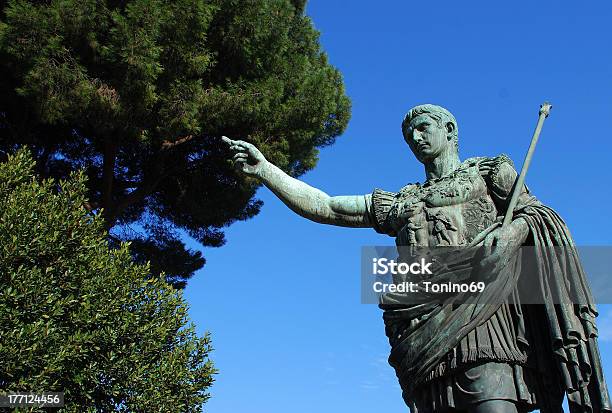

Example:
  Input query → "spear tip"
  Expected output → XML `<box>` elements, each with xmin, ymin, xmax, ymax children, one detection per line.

<box><xmin>540</xmin><ymin>102</ymin><xmax>552</xmax><ymax>118</ymax></box>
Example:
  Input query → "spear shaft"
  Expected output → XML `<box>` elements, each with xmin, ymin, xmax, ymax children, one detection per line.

<box><xmin>468</xmin><ymin>102</ymin><xmax>552</xmax><ymax>247</ymax></box>
<box><xmin>501</xmin><ymin>102</ymin><xmax>552</xmax><ymax>229</ymax></box>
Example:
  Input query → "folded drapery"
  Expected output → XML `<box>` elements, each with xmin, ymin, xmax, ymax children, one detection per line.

<box><xmin>380</xmin><ymin>192</ymin><xmax>610</xmax><ymax>413</ymax></box>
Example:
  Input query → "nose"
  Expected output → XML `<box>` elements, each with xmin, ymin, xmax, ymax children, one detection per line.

<box><xmin>412</xmin><ymin>130</ymin><xmax>423</xmax><ymax>143</ymax></box>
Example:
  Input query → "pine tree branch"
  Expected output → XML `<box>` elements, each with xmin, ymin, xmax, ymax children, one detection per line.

<box><xmin>112</xmin><ymin>178</ymin><xmax>160</xmax><ymax>218</ymax></box>
<box><xmin>106</xmin><ymin>134</ymin><xmax>193</xmax><ymax>227</ymax></box>
<box><xmin>161</xmin><ymin>135</ymin><xmax>194</xmax><ymax>151</ymax></box>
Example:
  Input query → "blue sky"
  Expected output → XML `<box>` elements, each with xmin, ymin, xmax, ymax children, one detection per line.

<box><xmin>184</xmin><ymin>2</ymin><xmax>612</xmax><ymax>412</ymax></box>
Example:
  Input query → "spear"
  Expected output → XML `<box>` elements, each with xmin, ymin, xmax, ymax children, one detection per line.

<box><xmin>469</xmin><ymin>102</ymin><xmax>552</xmax><ymax>246</ymax></box>
<box><xmin>501</xmin><ymin>102</ymin><xmax>552</xmax><ymax>229</ymax></box>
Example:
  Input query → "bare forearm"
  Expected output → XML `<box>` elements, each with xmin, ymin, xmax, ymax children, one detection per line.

<box><xmin>222</xmin><ymin>136</ymin><xmax>371</xmax><ymax>227</ymax></box>
<box><xmin>259</xmin><ymin>161</ymin><xmax>371</xmax><ymax>227</ymax></box>
<box><xmin>259</xmin><ymin>161</ymin><xmax>330</xmax><ymax>221</ymax></box>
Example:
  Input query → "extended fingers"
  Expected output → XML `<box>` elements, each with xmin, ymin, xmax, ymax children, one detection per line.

<box><xmin>222</xmin><ymin>136</ymin><xmax>254</xmax><ymax>151</ymax></box>
<box><xmin>233</xmin><ymin>139</ymin><xmax>251</xmax><ymax>147</ymax></box>
<box><xmin>231</xmin><ymin>144</ymin><xmax>253</xmax><ymax>154</ymax></box>
<box><xmin>222</xmin><ymin>136</ymin><xmax>243</xmax><ymax>153</ymax></box>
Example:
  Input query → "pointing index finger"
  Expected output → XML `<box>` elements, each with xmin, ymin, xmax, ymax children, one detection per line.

<box><xmin>233</xmin><ymin>140</ymin><xmax>253</xmax><ymax>149</ymax></box>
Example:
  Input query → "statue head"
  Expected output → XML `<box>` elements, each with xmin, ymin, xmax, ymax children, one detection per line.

<box><xmin>401</xmin><ymin>104</ymin><xmax>458</xmax><ymax>164</ymax></box>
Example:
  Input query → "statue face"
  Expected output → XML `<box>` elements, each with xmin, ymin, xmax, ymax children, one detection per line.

<box><xmin>404</xmin><ymin>114</ymin><xmax>452</xmax><ymax>164</ymax></box>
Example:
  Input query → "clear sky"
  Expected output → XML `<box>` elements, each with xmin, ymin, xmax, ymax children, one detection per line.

<box><xmin>184</xmin><ymin>1</ymin><xmax>612</xmax><ymax>412</ymax></box>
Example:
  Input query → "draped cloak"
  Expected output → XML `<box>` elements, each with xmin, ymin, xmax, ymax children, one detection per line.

<box><xmin>372</xmin><ymin>155</ymin><xmax>611</xmax><ymax>413</ymax></box>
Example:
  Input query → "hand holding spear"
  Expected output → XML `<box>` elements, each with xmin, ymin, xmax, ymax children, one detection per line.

<box><xmin>472</xmin><ymin>102</ymin><xmax>552</xmax><ymax>271</ymax></box>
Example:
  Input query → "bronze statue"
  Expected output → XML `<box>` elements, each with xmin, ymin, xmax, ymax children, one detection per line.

<box><xmin>223</xmin><ymin>104</ymin><xmax>610</xmax><ymax>413</ymax></box>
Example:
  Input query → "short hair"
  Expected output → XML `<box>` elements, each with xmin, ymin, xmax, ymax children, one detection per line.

<box><xmin>401</xmin><ymin>104</ymin><xmax>459</xmax><ymax>151</ymax></box>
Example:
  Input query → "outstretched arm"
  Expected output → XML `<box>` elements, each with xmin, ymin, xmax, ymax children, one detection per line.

<box><xmin>222</xmin><ymin>137</ymin><xmax>372</xmax><ymax>228</ymax></box>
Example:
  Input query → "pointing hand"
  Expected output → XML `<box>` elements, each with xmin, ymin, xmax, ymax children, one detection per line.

<box><xmin>222</xmin><ymin>136</ymin><xmax>267</xmax><ymax>177</ymax></box>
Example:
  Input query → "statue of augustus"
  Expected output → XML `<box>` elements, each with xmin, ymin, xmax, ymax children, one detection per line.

<box><xmin>223</xmin><ymin>104</ymin><xmax>610</xmax><ymax>413</ymax></box>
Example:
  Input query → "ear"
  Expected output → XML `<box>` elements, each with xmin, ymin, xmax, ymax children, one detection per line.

<box><xmin>445</xmin><ymin>122</ymin><xmax>455</xmax><ymax>139</ymax></box>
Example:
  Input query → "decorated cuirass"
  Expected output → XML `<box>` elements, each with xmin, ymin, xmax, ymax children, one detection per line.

<box><xmin>371</xmin><ymin>159</ymin><xmax>505</xmax><ymax>247</ymax></box>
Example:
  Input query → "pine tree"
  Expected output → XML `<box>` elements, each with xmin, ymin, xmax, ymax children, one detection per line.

<box><xmin>0</xmin><ymin>0</ymin><xmax>351</xmax><ymax>286</ymax></box>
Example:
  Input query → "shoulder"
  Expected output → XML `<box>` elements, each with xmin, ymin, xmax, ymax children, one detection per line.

<box><xmin>370</xmin><ymin>182</ymin><xmax>419</xmax><ymax>236</ymax></box>
<box><xmin>466</xmin><ymin>154</ymin><xmax>527</xmax><ymax>198</ymax></box>
<box><xmin>458</xmin><ymin>154</ymin><xmax>520</xmax><ymax>199</ymax></box>
<box><xmin>372</xmin><ymin>182</ymin><xmax>419</xmax><ymax>202</ymax></box>
<box><xmin>463</xmin><ymin>154</ymin><xmax>516</xmax><ymax>185</ymax></box>
<box><xmin>464</xmin><ymin>154</ymin><xmax>515</xmax><ymax>175</ymax></box>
